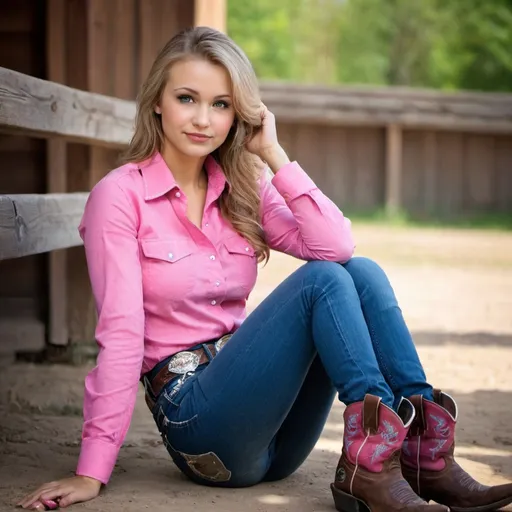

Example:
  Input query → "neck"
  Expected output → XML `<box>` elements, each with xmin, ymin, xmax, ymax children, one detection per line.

<box><xmin>161</xmin><ymin>145</ymin><xmax>207</xmax><ymax>190</ymax></box>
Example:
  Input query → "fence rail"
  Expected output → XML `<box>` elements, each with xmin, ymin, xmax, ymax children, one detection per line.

<box><xmin>261</xmin><ymin>82</ymin><xmax>512</xmax><ymax>133</ymax></box>
<box><xmin>0</xmin><ymin>193</ymin><xmax>88</xmax><ymax>259</ymax></box>
<box><xmin>0</xmin><ymin>67</ymin><xmax>135</xmax><ymax>147</ymax></box>
<box><xmin>1</xmin><ymin>67</ymin><xmax>512</xmax><ymax>261</ymax></box>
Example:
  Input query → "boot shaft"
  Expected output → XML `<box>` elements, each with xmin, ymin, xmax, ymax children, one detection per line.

<box><xmin>342</xmin><ymin>394</ymin><xmax>415</xmax><ymax>473</ymax></box>
<box><xmin>402</xmin><ymin>390</ymin><xmax>457</xmax><ymax>471</ymax></box>
<box><xmin>333</xmin><ymin>395</ymin><xmax>451</xmax><ymax>511</ymax></box>
<box><xmin>401</xmin><ymin>390</ymin><xmax>512</xmax><ymax>511</ymax></box>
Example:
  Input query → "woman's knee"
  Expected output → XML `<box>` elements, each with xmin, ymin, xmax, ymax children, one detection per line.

<box><xmin>299</xmin><ymin>261</ymin><xmax>357</xmax><ymax>298</ymax></box>
<box><xmin>302</xmin><ymin>260</ymin><xmax>352</xmax><ymax>285</ymax></box>
<box><xmin>342</xmin><ymin>257</ymin><xmax>395</xmax><ymax>303</ymax></box>
<box><xmin>343</xmin><ymin>257</ymin><xmax>388</xmax><ymax>284</ymax></box>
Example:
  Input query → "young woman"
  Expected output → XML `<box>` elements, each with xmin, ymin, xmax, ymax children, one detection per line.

<box><xmin>19</xmin><ymin>27</ymin><xmax>512</xmax><ymax>512</ymax></box>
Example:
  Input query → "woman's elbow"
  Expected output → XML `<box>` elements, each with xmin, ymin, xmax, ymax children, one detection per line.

<box><xmin>334</xmin><ymin>240</ymin><xmax>355</xmax><ymax>264</ymax></box>
<box><xmin>314</xmin><ymin>238</ymin><xmax>354</xmax><ymax>263</ymax></box>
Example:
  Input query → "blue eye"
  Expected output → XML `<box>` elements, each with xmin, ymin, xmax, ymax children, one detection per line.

<box><xmin>177</xmin><ymin>95</ymin><xmax>193</xmax><ymax>103</ymax></box>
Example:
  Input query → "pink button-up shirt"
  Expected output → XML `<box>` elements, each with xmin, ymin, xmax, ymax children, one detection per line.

<box><xmin>76</xmin><ymin>152</ymin><xmax>354</xmax><ymax>484</ymax></box>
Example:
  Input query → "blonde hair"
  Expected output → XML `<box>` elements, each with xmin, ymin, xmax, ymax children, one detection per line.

<box><xmin>120</xmin><ymin>27</ymin><xmax>269</xmax><ymax>263</ymax></box>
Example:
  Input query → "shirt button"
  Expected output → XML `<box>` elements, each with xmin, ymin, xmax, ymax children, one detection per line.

<box><xmin>175</xmin><ymin>191</ymin><xmax>181</xmax><ymax>198</ymax></box>
<box><xmin>210</xmin><ymin>255</ymin><xmax>215</xmax><ymax>261</ymax></box>
<box><xmin>245</xmin><ymin>247</ymin><xmax>249</xmax><ymax>252</ymax></box>
<box><xmin>205</xmin><ymin>223</ymin><xmax>209</xmax><ymax>227</ymax></box>
<box><xmin>211</xmin><ymin>300</ymin><xmax>217</xmax><ymax>306</ymax></box>
<box><xmin>168</xmin><ymin>253</ymin><xmax>173</xmax><ymax>260</ymax></box>
<box><xmin>215</xmin><ymin>281</ymin><xmax>220</xmax><ymax>287</ymax></box>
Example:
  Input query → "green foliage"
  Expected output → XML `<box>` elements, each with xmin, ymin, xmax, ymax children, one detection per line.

<box><xmin>227</xmin><ymin>0</ymin><xmax>512</xmax><ymax>92</ymax></box>
<box><xmin>349</xmin><ymin>207</ymin><xmax>512</xmax><ymax>231</ymax></box>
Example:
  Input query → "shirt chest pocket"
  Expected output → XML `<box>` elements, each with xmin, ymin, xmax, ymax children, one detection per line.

<box><xmin>222</xmin><ymin>235</ymin><xmax>258</xmax><ymax>297</ymax></box>
<box><xmin>140</xmin><ymin>239</ymin><xmax>197</xmax><ymax>304</ymax></box>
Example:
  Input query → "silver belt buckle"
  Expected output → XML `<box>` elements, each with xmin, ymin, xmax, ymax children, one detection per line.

<box><xmin>168</xmin><ymin>351</ymin><xmax>200</xmax><ymax>374</ymax></box>
<box><xmin>215</xmin><ymin>334</ymin><xmax>232</xmax><ymax>353</ymax></box>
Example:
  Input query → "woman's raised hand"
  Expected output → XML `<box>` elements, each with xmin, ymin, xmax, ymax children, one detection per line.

<box><xmin>246</xmin><ymin>103</ymin><xmax>290</xmax><ymax>173</ymax></box>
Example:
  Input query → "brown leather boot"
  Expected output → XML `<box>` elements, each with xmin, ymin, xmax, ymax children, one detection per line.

<box><xmin>402</xmin><ymin>389</ymin><xmax>512</xmax><ymax>512</ymax></box>
<box><xmin>331</xmin><ymin>394</ymin><xmax>448</xmax><ymax>512</ymax></box>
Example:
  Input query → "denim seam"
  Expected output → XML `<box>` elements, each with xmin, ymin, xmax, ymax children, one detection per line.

<box><xmin>315</xmin><ymin>282</ymin><xmax>374</xmax><ymax>396</ymax></box>
<box><xmin>367</xmin><ymin>317</ymin><xmax>398</xmax><ymax>391</ymax></box>
<box><xmin>347</xmin><ymin>272</ymin><xmax>399</xmax><ymax>393</ymax></box>
<box><xmin>167</xmin><ymin>414</ymin><xmax>199</xmax><ymax>429</ymax></box>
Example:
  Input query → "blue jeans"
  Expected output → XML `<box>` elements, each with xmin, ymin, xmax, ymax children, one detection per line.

<box><xmin>151</xmin><ymin>257</ymin><xmax>433</xmax><ymax>487</ymax></box>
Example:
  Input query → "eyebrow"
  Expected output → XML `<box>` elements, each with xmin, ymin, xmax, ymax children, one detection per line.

<box><xmin>174</xmin><ymin>87</ymin><xmax>231</xmax><ymax>99</ymax></box>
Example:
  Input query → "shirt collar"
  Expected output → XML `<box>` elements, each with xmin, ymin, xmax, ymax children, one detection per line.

<box><xmin>140</xmin><ymin>152</ymin><xmax>228</xmax><ymax>201</ymax></box>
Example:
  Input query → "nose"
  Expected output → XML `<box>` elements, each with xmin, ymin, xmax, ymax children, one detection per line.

<box><xmin>193</xmin><ymin>103</ymin><xmax>210</xmax><ymax>129</ymax></box>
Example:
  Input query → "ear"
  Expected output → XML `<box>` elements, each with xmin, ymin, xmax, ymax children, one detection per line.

<box><xmin>154</xmin><ymin>104</ymin><xmax>162</xmax><ymax>115</ymax></box>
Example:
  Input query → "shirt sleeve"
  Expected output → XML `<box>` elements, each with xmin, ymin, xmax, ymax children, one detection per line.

<box><xmin>75</xmin><ymin>177</ymin><xmax>145</xmax><ymax>484</ymax></box>
<box><xmin>260</xmin><ymin>161</ymin><xmax>355</xmax><ymax>262</ymax></box>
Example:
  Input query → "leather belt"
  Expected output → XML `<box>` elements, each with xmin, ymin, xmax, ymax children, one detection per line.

<box><xmin>143</xmin><ymin>334</ymin><xmax>232</xmax><ymax>410</ymax></box>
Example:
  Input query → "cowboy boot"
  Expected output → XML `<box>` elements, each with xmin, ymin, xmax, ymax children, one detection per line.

<box><xmin>331</xmin><ymin>394</ymin><xmax>449</xmax><ymax>512</ymax></box>
<box><xmin>402</xmin><ymin>389</ymin><xmax>512</xmax><ymax>512</ymax></box>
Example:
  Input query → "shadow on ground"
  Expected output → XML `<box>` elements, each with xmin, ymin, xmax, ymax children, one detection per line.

<box><xmin>412</xmin><ymin>330</ymin><xmax>512</xmax><ymax>347</ymax></box>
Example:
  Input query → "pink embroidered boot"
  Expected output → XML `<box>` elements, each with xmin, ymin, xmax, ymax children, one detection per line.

<box><xmin>331</xmin><ymin>394</ymin><xmax>449</xmax><ymax>512</ymax></box>
<box><xmin>402</xmin><ymin>389</ymin><xmax>512</xmax><ymax>511</ymax></box>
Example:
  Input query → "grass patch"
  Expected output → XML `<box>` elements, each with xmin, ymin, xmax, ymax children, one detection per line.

<box><xmin>347</xmin><ymin>208</ymin><xmax>512</xmax><ymax>231</ymax></box>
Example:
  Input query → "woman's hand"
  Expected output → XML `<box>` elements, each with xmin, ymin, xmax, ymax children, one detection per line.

<box><xmin>246</xmin><ymin>103</ymin><xmax>290</xmax><ymax>173</ymax></box>
<box><xmin>17</xmin><ymin>475</ymin><xmax>102</xmax><ymax>510</ymax></box>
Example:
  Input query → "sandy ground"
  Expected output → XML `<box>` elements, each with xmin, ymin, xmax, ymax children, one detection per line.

<box><xmin>1</xmin><ymin>224</ymin><xmax>512</xmax><ymax>511</ymax></box>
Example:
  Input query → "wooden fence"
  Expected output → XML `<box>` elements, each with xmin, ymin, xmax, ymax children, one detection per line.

<box><xmin>263</xmin><ymin>83</ymin><xmax>512</xmax><ymax>215</ymax></box>
<box><xmin>0</xmin><ymin>66</ymin><xmax>134</xmax><ymax>260</ymax></box>
<box><xmin>2</xmin><ymin>66</ymin><xmax>512</xmax><ymax>261</ymax></box>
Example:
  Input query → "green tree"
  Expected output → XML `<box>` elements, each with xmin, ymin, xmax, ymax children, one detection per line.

<box><xmin>228</xmin><ymin>0</ymin><xmax>342</xmax><ymax>84</ymax></box>
<box><xmin>430</xmin><ymin>0</ymin><xmax>512</xmax><ymax>92</ymax></box>
<box><xmin>228</xmin><ymin>0</ymin><xmax>298</xmax><ymax>80</ymax></box>
<box><xmin>227</xmin><ymin>0</ymin><xmax>512</xmax><ymax>92</ymax></box>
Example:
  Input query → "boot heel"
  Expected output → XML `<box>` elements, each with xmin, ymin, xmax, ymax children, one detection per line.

<box><xmin>330</xmin><ymin>484</ymin><xmax>370</xmax><ymax>512</ymax></box>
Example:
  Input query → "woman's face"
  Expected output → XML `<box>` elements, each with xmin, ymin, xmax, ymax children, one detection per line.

<box><xmin>156</xmin><ymin>58</ymin><xmax>236</xmax><ymax>159</ymax></box>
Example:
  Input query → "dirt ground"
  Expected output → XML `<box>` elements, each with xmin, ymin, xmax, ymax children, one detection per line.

<box><xmin>1</xmin><ymin>224</ymin><xmax>512</xmax><ymax>511</ymax></box>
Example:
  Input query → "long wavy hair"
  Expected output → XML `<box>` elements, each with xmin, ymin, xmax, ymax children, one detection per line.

<box><xmin>120</xmin><ymin>27</ymin><xmax>269</xmax><ymax>263</ymax></box>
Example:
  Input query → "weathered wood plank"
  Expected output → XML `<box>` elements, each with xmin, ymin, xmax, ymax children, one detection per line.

<box><xmin>437</xmin><ymin>132</ymin><xmax>464</xmax><ymax>216</ymax></box>
<box><xmin>323</xmin><ymin>126</ymin><xmax>350</xmax><ymax>208</ymax></box>
<box><xmin>0</xmin><ymin>67</ymin><xmax>135</xmax><ymax>147</ymax></box>
<box><xmin>465</xmin><ymin>135</ymin><xmax>495</xmax><ymax>210</ymax></box>
<box><xmin>261</xmin><ymin>83</ymin><xmax>512</xmax><ymax>134</ymax></box>
<box><xmin>0</xmin><ymin>193</ymin><xmax>87</xmax><ymax>260</ymax></box>
<box><xmin>496</xmin><ymin>137</ymin><xmax>512</xmax><ymax>212</ymax></box>
<box><xmin>385</xmin><ymin>124</ymin><xmax>403</xmax><ymax>214</ymax></box>
<box><xmin>423</xmin><ymin>131</ymin><xmax>437</xmax><ymax>212</ymax></box>
<box><xmin>353</xmin><ymin>127</ymin><xmax>384</xmax><ymax>210</ymax></box>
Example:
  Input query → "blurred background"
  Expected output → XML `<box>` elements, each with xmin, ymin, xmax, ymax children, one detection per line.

<box><xmin>229</xmin><ymin>0</ymin><xmax>512</xmax><ymax>93</ymax></box>
<box><xmin>0</xmin><ymin>3</ymin><xmax>511</xmax><ymax>511</ymax></box>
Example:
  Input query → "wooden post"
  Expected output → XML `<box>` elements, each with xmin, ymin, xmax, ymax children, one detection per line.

<box><xmin>46</xmin><ymin>0</ymin><xmax>68</xmax><ymax>346</ymax></box>
<box><xmin>194</xmin><ymin>0</ymin><xmax>227</xmax><ymax>32</ymax></box>
<box><xmin>385</xmin><ymin>124</ymin><xmax>403</xmax><ymax>215</ymax></box>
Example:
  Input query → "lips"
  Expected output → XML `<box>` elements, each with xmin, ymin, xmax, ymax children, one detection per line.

<box><xmin>185</xmin><ymin>132</ymin><xmax>212</xmax><ymax>142</ymax></box>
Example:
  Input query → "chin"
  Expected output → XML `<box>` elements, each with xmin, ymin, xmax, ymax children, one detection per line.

<box><xmin>182</xmin><ymin>146</ymin><xmax>215</xmax><ymax>158</ymax></box>
<box><xmin>181</xmin><ymin>142</ymin><xmax>220</xmax><ymax>158</ymax></box>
